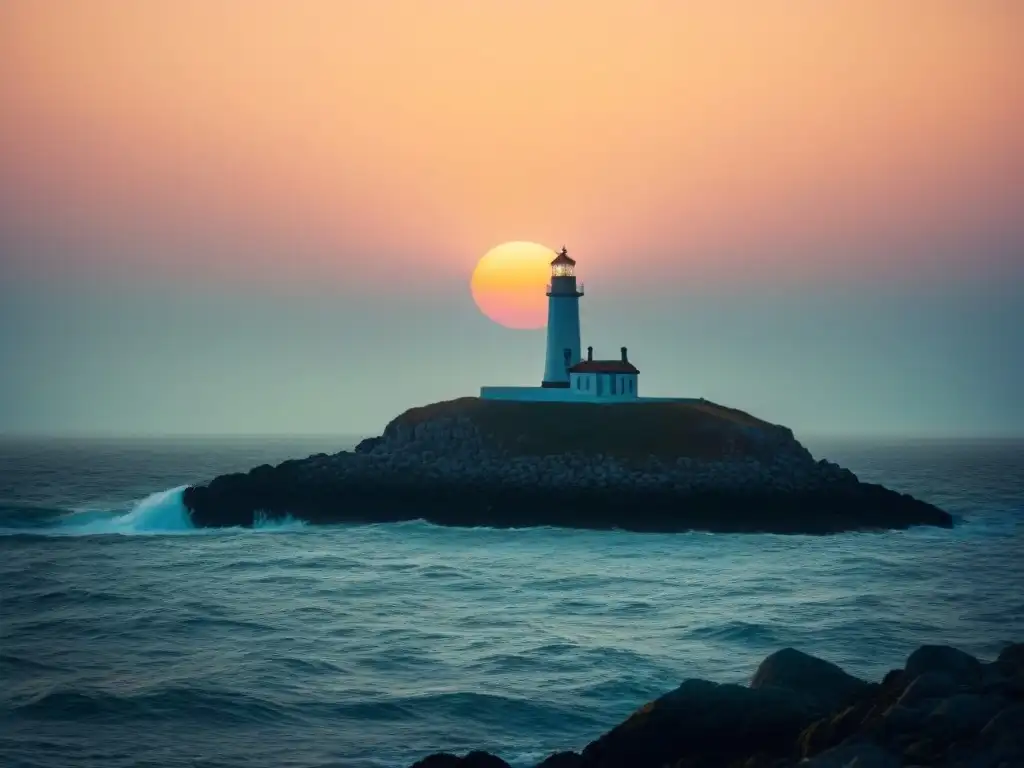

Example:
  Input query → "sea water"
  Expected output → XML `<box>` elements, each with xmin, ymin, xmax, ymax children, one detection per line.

<box><xmin>1</xmin><ymin>436</ymin><xmax>1022</xmax><ymax>768</ymax></box>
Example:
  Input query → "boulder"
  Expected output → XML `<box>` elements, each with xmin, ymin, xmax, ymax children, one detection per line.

<box><xmin>882</xmin><ymin>703</ymin><xmax>929</xmax><ymax>735</ymax></box>
<box><xmin>533</xmin><ymin>752</ymin><xmax>582</xmax><ymax>768</ymax></box>
<box><xmin>926</xmin><ymin>693</ymin><xmax>1006</xmax><ymax>738</ymax></box>
<box><xmin>400</xmin><ymin>642</ymin><xmax>1023</xmax><ymax>768</ymax></box>
<box><xmin>996</xmin><ymin>641</ymin><xmax>1024</xmax><ymax>677</ymax></box>
<box><xmin>978</xmin><ymin>702</ymin><xmax>1024</xmax><ymax>755</ymax></box>
<box><xmin>897</xmin><ymin>671</ymin><xmax>958</xmax><ymax>708</ymax></box>
<box><xmin>901</xmin><ymin>736</ymin><xmax>946</xmax><ymax>764</ymax></box>
<box><xmin>904</xmin><ymin>645</ymin><xmax>983</xmax><ymax>686</ymax></box>
<box><xmin>579</xmin><ymin>678</ymin><xmax>817</xmax><ymax>767</ymax></box>
<box><xmin>750</xmin><ymin>648</ymin><xmax>869</xmax><ymax>712</ymax></box>
<box><xmin>408</xmin><ymin>752</ymin><xmax>510</xmax><ymax>768</ymax></box>
<box><xmin>803</xmin><ymin>741</ymin><xmax>901</xmax><ymax>768</ymax></box>
<box><xmin>354</xmin><ymin>436</ymin><xmax>383</xmax><ymax>454</ymax></box>
<box><xmin>798</xmin><ymin>698</ymin><xmax>879</xmax><ymax>759</ymax></box>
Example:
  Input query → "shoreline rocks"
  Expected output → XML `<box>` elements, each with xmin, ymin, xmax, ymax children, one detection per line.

<box><xmin>181</xmin><ymin>398</ymin><xmax>953</xmax><ymax>533</ymax></box>
<box><xmin>411</xmin><ymin>642</ymin><xmax>1024</xmax><ymax>768</ymax></box>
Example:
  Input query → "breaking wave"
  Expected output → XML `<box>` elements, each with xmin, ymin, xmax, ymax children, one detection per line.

<box><xmin>0</xmin><ymin>487</ymin><xmax>305</xmax><ymax>536</ymax></box>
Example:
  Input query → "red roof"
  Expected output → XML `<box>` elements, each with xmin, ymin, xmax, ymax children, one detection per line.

<box><xmin>569</xmin><ymin>360</ymin><xmax>640</xmax><ymax>374</ymax></box>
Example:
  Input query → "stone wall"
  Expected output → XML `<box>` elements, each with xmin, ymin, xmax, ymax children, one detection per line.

<box><xmin>332</xmin><ymin>414</ymin><xmax>859</xmax><ymax>494</ymax></box>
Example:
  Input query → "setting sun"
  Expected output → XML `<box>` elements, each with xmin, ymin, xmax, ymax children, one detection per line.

<box><xmin>470</xmin><ymin>241</ymin><xmax>557</xmax><ymax>330</ymax></box>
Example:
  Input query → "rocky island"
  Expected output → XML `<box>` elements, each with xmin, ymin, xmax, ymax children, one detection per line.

<box><xmin>408</xmin><ymin>641</ymin><xmax>1024</xmax><ymax>768</ymax></box>
<box><xmin>182</xmin><ymin>397</ymin><xmax>952</xmax><ymax>533</ymax></box>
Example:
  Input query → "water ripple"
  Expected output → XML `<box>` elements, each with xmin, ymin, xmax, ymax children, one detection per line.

<box><xmin>1</xmin><ymin>437</ymin><xmax>1022</xmax><ymax>768</ymax></box>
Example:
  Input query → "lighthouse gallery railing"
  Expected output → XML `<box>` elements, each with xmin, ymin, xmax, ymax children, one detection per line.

<box><xmin>546</xmin><ymin>282</ymin><xmax>585</xmax><ymax>295</ymax></box>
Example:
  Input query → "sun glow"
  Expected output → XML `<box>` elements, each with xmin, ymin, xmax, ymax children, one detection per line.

<box><xmin>470</xmin><ymin>241</ymin><xmax>556</xmax><ymax>330</ymax></box>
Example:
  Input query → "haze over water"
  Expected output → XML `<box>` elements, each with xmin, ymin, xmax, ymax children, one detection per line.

<box><xmin>1</xmin><ymin>1</ymin><xmax>1022</xmax><ymax>438</ymax></box>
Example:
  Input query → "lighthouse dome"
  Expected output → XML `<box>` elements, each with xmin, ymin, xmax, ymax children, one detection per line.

<box><xmin>551</xmin><ymin>246</ymin><xmax>576</xmax><ymax>267</ymax></box>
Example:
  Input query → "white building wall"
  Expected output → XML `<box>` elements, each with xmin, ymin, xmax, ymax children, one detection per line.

<box><xmin>565</xmin><ymin>372</ymin><xmax>638</xmax><ymax>400</ymax></box>
<box><xmin>569</xmin><ymin>372</ymin><xmax>596</xmax><ymax>394</ymax></box>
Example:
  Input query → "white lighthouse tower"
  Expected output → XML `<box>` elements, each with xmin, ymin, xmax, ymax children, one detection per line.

<box><xmin>541</xmin><ymin>246</ymin><xmax>584</xmax><ymax>388</ymax></box>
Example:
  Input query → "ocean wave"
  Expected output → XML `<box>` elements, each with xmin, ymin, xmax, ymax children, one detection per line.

<box><xmin>684</xmin><ymin>619</ymin><xmax>786</xmax><ymax>645</ymax></box>
<box><xmin>0</xmin><ymin>487</ymin><xmax>307</xmax><ymax>537</ymax></box>
<box><xmin>12</xmin><ymin>685</ymin><xmax>296</xmax><ymax>726</ymax></box>
<box><xmin>11</xmin><ymin>684</ymin><xmax>601</xmax><ymax>743</ymax></box>
<box><xmin>331</xmin><ymin>690</ymin><xmax>599</xmax><ymax>732</ymax></box>
<box><xmin>0</xmin><ymin>653</ymin><xmax>67</xmax><ymax>674</ymax></box>
<box><xmin>0</xmin><ymin>502</ymin><xmax>72</xmax><ymax>530</ymax></box>
<box><xmin>0</xmin><ymin>487</ymin><xmax>191</xmax><ymax>536</ymax></box>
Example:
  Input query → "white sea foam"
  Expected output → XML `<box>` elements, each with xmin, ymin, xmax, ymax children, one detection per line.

<box><xmin>56</xmin><ymin>486</ymin><xmax>195</xmax><ymax>535</ymax></box>
<box><xmin>49</xmin><ymin>487</ymin><xmax>306</xmax><ymax>536</ymax></box>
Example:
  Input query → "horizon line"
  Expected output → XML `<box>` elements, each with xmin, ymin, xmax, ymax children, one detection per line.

<box><xmin>1</xmin><ymin>431</ymin><xmax>1022</xmax><ymax>442</ymax></box>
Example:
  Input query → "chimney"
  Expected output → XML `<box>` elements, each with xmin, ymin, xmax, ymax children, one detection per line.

<box><xmin>621</xmin><ymin>346</ymin><xmax>628</xmax><ymax>362</ymax></box>
<box><xmin>587</xmin><ymin>346</ymin><xmax>593</xmax><ymax>362</ymax></box>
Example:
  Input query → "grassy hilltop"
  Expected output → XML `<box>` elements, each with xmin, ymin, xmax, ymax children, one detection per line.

<box><xmin>384</xmin><ymin>397</ymin><xmax>796</xmax><ymax>462</ymax></box>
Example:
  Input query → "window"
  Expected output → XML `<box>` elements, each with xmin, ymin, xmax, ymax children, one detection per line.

<box><xmin>552</xmin><ymin>263</ymin><xmax>574</xmax><ymax>278</ymax></box>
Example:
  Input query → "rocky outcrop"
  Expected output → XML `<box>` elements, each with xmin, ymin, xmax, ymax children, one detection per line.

<box><xmin>410</xmin><ymin>641</ymin><xmax>1024</xmax><ymax>768</ymax></box>
<box><xmin>750</xmin><ymin>647</ymin><xmax>870</xmax><ymax>713</ymax></box>
<box><xmin>181</xmin><ymin>397</ymin><xmax>953</xmax><ymax>533</ymax></box>
<box><xmin>408</xmin><ymin>753</ymin><xmax>511</xmax><ymax>768</ymax></box>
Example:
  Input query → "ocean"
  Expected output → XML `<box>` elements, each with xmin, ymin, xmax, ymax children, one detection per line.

<box><xmin>1</xmin><ymin>436</ymin><xmax>1022</xmax><ymax>768</ymax></box>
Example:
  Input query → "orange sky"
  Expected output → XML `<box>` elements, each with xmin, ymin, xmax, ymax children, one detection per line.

<box><xmin>1</xmin><ymin>0</ymin><xmax>1021</xmax><ymax>287</ymax></box>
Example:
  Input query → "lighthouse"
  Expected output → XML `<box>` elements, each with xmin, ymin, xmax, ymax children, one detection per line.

<box><xmin>541</xmin><ymin>246</ymin><xmax>584</xmax><ymax>388</ymax></box>
<box><xmin>480</xmin><ymin>244</ymin><xmax>688</xmax><ymax>402</ymax></box>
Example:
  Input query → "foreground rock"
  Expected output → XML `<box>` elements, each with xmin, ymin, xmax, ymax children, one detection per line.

<box><xmin>412</xmin><ymin>642</ymin><xmax>1023</xmax><ymax>768</ymax></box>
<box><xmin>182</xmin><ymin>397</ymin><xmax>952</xmax><ymax>534</ymax></box>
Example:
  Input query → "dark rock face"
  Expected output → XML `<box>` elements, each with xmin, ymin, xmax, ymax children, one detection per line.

<box><xmin>579</xmin><ymin>679</ymin><xmax>818</xmax><ymax>767</ymax></box>
<box><xmin>182</xmin><ymin>474</ymin><xmax>951</xmax><ymax>534</ymax></box>
<box><xmin>905</xmin><ymin>645</ymin><xmax>984</xmax><ymax>685</ymax></box>
<box><xmin>353</xmin><ymin>436</ymin><xmax>383</xmax><ymax>454</ymax></box>
<box><xmin>750</xmin><ymin>647</ymin><xmax>870</xmax><ymax>712</ymax></box>
<box><xmin>404</xmin><ymin>641</ymin><xmax>1023</xmax><ymax>768</ymax></box>
<box><xmin>181</xmin><ymin>400</ymin><xmax>953</xmax><ymax>534</ymax></box>
<box><xmin>534</xmin><ymin>753</ymin><xmax>583</xmax><ymax>768</ymax></box>
<box><xmin>803</xmin><ymin>741</ymin><xmax>901</xmax><ymax>767</ymax></box>
<box><xmin>898</xmin><ymin>670</ymin><xmax>958</xmax><ymax>707</ymax></box>
<box><xmin>409</xmin><ymin>752</ymin><xmax>510</xmax><ymax>768</ymax></box>
<box><xmin>788</xmin><ymin>643</ymin><xmax>1022</xmax><ymax>768</ymax></box>
<box><xmin>997</xmin><ymin>642</ymin><xmax>1024</xmax><ymax>671</ymax></box>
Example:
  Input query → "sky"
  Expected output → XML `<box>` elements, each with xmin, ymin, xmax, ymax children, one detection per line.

<box><xmin>1</xmin><ymin>1</ymin><xmax>1022</xmax><ymax>437</ymax></box>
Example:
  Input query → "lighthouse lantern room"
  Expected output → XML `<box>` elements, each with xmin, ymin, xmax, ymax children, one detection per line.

<box><xmin>551</xmin><ymin>251</ymin><xmax>575</xmax><ymax>278</ymax></box>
